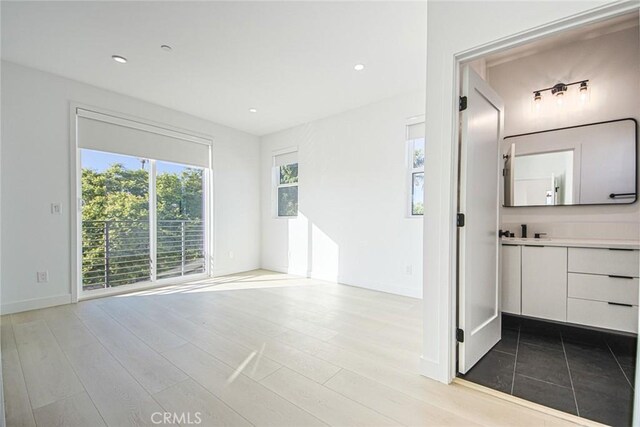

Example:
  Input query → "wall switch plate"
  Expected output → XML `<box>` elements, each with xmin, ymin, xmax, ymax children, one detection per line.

<box><xmin>51</xmin><ymin>203</ymin><xmax>61</xmax><ymax>215</ymax></box>
<box><xmin>36</xmin><ymin>271</ymin><xmax>49</xmax><ymax>283</ymax></box>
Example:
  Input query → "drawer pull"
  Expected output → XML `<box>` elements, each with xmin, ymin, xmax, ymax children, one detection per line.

<box><xmin>608</xmin><ymin>248</ymin><xmax>634</xmax><ymax>251</ymax></box>
<box><xmin>608</xmin><ymin>275</ymin><xmax>634</xmax><ymax>280</ymax></box>
<box><xmin>608</xmin><ymin>302</ymin><xmax>633</xmax><ymax>308</ymax></box>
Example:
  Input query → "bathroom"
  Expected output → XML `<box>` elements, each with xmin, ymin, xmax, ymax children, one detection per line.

<box><xmin>457</xmin><ymin>11</ymin><xmax>639</xmax><ymax>426</ymax></box>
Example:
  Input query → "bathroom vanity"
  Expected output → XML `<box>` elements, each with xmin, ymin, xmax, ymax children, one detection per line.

<box><xmin>501</xmin><ymin>238</ymin><xmax>640</xmax><ymax>333</ymax></box>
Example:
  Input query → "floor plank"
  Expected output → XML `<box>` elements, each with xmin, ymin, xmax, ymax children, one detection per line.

<box><xmin>73</xmin><ymin>302</ymin><xmax>188</xmax><ymax>394</ymax></box>
<box><xmin>33</xmin><ymin>392</ymin><xmax>106</xmax><ymax>427</ymax></box>
<box><xmin>260</xmin><ymin>367</ymin><xmax>400</xmax><ymax>426</ymax></box>
<box><xmin>162</xmin><ymin>343</ymin><xmax>326</xmax><ymax>427</ymax></box>
<box><xmin>63</xmin><ymin>342</ymin><xmax>167</xmax><ymax>427</ymax></box>
<box><xmin>2</xmin><ymin>317</ymin><xmax>36</xmax><ymax>427</ymax></box>
<box><xmin>152</xmin><ymin>379</ymin><xmax>251</xmax><ymax>427</ymax></box>
<box><xmin>12</xmin><ymin>320</ymin><xmax>84</xmax><ymax>409</ymax></box>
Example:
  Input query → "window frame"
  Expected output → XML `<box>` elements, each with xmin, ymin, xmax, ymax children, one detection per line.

<box><xmin>272</xmin><ymin>147</ymin><xmax>299</xmax><ymax>218</ymax></box>
<box><xmin>406</xmin><ymin>118</ymin><xmax>425</xmax><ymax>217</ymax></box>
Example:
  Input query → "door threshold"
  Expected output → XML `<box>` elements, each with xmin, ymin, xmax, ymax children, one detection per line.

<box><xmin>453</xmin><ymin>378</ymin><xmax>606</xmax><ymax>427</ymax></box>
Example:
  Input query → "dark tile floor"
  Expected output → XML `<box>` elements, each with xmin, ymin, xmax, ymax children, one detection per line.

<box><xmin>460</xmin><ymin>314</ymin><xmax>636</xmax><ymax>426</ymax></box>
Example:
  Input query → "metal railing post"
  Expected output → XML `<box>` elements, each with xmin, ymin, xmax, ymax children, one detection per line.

<box><xmin>181</xmin><ymin>220</ymin><xmax>186</xmax><ymax>276</ymax></box>
<box><xmin>104</xmin><ymin>220</ymin><xmax>110</xmax><ymax>288</ymax></box>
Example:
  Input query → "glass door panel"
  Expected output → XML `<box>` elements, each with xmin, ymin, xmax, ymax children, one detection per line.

<box><xmin>156</xmin><ymin>161</ymin><xmax>206</xmax><ymax>279</ymax></box>
<box><xmin>81</xmin><ymin>150</ymin><xmax>150</xmax><ymax>290</ymax></box>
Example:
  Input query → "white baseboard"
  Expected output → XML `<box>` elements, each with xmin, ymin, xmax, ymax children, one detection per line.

<box><xmin>1</xmin><ymin>294</ymin><xmax>72</xmax><ymax>315</ymax></box>
<box><xmin>211</xmin><ymin>265</ymin><xmax>262</xmax><ymax>277</ymax></box>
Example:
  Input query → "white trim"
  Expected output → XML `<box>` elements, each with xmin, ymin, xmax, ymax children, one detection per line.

<box><xmin>1</xmin><ymin>294</ymin><xmax>72</xmax><ymax>315</ymax></box>
<box><xmin>406</xmin><ymin>114</ymin><xmax>425</xmax><ymax>126</ymax></box>
<box><xmin>76</xmin><ymin>108</ymin><xmax>212</xmax><ymax>146</ymax></box>
<box><xmin>422</xmin><ymin>1</ymin><xmax>640</xmax><ymax>385</ymax></box>
<box><xmin>272</xmin><ymin>145</ymin><xmax>298</xmax><ymax>158</ymax></box>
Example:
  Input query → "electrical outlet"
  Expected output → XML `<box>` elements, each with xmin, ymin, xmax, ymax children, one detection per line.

<box><xmin>229</xmin><ymin>251</ymin><xmax>235</xmax><ymax>259</ymax></box>
<box><xmin>36</xmin><ymin>271</ymin><xmax>49</xmax><ymax>283</ymax></box>
<box><xmin>51</xmin><ymin>203</ymin><xmax>61</xmax><ymax>215</ymax></box>
<box><xmin>405</xmin><ymin>265</ymin><xmax>413</xmax><ymax>275</ymax></box>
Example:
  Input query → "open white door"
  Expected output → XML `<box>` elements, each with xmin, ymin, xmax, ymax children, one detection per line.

<box><xmin>458</xmin><ymin>66</ymin><xmax>504</xmax><ymax>374</ymax></box>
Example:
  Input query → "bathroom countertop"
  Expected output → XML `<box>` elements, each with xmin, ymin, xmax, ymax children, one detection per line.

<box><xmin>500</xmin><ymin>237</ymin><xmax>640</xmax><ymax>250</ymax></box>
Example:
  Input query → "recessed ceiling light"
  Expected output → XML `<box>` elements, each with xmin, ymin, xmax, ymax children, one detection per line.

<box><xmin>354</xmin><ymin>63</ymin><xmax>365</xmax><ymax>71</ymax></box>
<box><xmin>249</xmin><ymin>108</ymin><xmax>258</xmax><ymax>113</ymax></box>
<box><xmin>112</xmin><ymin>55</ymin><xmax>127</xmax><ymax>64</ymax></box>
<box><xmin>161</xmin><ymin>45</ymin><xmax>172</xmax><ymax>52</ymax></box>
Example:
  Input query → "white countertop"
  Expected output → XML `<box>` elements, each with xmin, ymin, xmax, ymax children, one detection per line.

<box><xmin>500</xmin><ymin>237</ymin><xmax>640</xmax><ymax>250</ymax></box>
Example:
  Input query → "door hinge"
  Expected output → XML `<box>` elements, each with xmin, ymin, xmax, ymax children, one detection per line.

<box><xmin>459</xmin><ymin>96</ymin><xmax>468</xmax><ymax>111</ymax></box>
<box><xmin>502</xmin><ymin>168</ymin><xmax>506</xmax><ymax>177</ymax></box>
<box><xmin>456</xmin><ymin>328</ymin><xmax>464</xmax><ymax>343</ymax></box>
<box><xmin>456</xmin><ymin>213</ymin><xmax>465</xmax><ymax>227</ymax></box>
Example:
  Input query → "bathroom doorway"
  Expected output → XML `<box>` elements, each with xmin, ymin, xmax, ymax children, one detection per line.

<box><xmin>455</xmin><ymin>11</ymin><xmax>640</xmax><ymax>426</ymax></box>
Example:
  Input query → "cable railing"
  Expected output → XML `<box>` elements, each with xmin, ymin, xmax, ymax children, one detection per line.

<box><xmin>82</xmin><ymin>219</ymin><xmax>205</xmax><ymax>291</ymax></box>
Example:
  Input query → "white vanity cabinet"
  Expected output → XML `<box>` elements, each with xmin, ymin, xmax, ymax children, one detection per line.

<box><xmin>501</xmin><ymin>240</ymin><xmax>640</xmax><ymax>333</ymax></box>
<box><xmin>501</xmin><ymin>244</ymin><xmax>521</xmax><ymax>315</ymax></box>
<box><xmin>567</xmin><ymin>248</ymin><xmax>639</xmax><ymax>333</ymax></box>
<box><xmin>521</xmin><ymin>246</ymin><xmax>567</xmax><ymax>322</ymax></box>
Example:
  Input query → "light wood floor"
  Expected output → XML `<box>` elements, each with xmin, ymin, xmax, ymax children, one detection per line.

<box><xmin>2</xmin><ymin>270</ymin><xmax>583</xmax><ymax>427</ymax></box>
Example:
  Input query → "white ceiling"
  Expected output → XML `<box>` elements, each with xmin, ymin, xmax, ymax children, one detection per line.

<box><xmin>1</xmin><ymin>1</ymin><xmax>427</xmax><ymax>136</ymax></box>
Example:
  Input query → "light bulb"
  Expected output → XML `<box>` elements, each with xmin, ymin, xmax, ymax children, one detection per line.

<box><xmin>579</xmin><ymin>81</ymin><xmax>589</xmax><ymax>103</ymax></box>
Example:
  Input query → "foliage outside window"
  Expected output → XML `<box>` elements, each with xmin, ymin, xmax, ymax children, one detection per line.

<box><xmin>277</xmin><ymin>162</ymin><xmax>298</xmax><ymax>217</ymax></box>
<box><xmin>408</xmin><ymin>131</ymin><xmax>425</xmax><ymax>216</ymax></box>
<box><xmin>81</xmin><ymin>150</ymin><xmax>205</xmax><ymax>290</ymax></box>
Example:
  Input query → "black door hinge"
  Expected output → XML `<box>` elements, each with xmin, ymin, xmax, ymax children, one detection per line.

<box><xmin>456</xmin><ymin>328</ymin><xmax>464</xmax><ymax>343</ymax></box>
<box><xmin>456</xmin><ymin>213</ymin><xmax>465</xmax><ymax>227</ymax></box>
<box><xmin>459</xmin><ymin>96</ymin><xmax>467</xmax><ymax>111</ymax></box>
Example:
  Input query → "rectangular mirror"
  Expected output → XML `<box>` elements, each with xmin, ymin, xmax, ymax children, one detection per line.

<box><xmin>503</xmin><ymin>119</ymin><xmax>637</xmax><ymax>207</ymax></box>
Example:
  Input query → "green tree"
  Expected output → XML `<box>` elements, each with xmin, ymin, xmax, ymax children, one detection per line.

<box><xmin>82</xmin><ymin>163</ymin><xmax>206</xmax><ymax>289</ymax></box>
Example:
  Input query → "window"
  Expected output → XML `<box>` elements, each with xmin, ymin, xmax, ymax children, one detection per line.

<box><xmin>407</xmin><ymin>121</ymin><xmax>425</xmax><ymax>216</ymax></box>
<box><xmin>76</xmin><ymin>108</ymin><xmax>211</xmax><ymax>293</ymax></box>
<box><xmin>274</xmin><ymin>150</ymin><xmax>298</xmax><ymax>217</ymax></box>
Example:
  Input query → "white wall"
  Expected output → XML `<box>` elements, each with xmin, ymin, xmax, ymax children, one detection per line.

<box><xmin>423</xmin><ymin>0</ymin><xmax>632</xmax><ymax>383</ymax></box>
<box><xmin>488</xmin><ymin>26</ymin><xmax>640</xmax><ymax>237</ymax></box>
<box><xmin>1</xmin><ymin>61</ymin><xmax>261</xmax><ymax>314</ymax></box>
<box><xmin>260</xmin><ymin>91</ymin><xmax>425</xmax><ymax>298</ymax></box>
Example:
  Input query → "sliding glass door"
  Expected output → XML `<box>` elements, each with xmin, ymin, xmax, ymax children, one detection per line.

<box><xmin>80</xmin><ymin>150</ymin><xmax>207</xmax><ymax>292</ymax></box>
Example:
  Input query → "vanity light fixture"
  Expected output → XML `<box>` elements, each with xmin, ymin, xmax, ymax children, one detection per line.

<box><xmin>112</xmin><ymin>55</ymin><xmax>128</xmax><ymax>64</ymax></box>
<box><xmin>354</xmin><ymin>63</ymin><xmax>365</xmax><ymax>71</ymax></box>
<box><xmin>249</xmin><ymin>108</ymin><xmax>258</xmax><ymax>113</ymax></box>
<box><xmin>532</xmin><ymin>80</ymin><xmax>589</xmax><ymax>106</ymax></box>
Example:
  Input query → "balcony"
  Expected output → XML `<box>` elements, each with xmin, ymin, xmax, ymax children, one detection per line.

<box><xmin>82</xmin><ymin>219</ymin><xmax>205</xmax><ymax>291</ymax></box>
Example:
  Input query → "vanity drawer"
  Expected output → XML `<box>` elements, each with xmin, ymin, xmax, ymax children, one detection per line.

<box><xmin>568</xmin><ymin>273</ymin><xmax>639</xmax><ymax>305</ymax></box>
<box><xmin>567</xmin><ymin>298</ymin><xmax>638</xmax><ymax>333</ymax></box>
<box><xmin>568</xmin><ymin>248</ymin><xmax>639</xmax><ymax>277</ymax></box>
